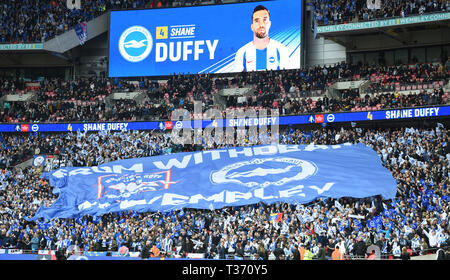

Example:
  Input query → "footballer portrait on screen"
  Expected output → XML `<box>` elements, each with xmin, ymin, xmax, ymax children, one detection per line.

<box><xmin>234</xmin><ymin>5</ymin><xmax>290</xmax><ymax>72</ymax></box>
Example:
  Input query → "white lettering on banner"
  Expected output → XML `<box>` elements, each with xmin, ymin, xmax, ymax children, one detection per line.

<box><xmin>317</xmin><ymin>13</ymin><xmax>450</xmax><ymax>33</ymax></box>
<box><xmin>386</xmin><ymin>109</ymin><xmax>412</xmax><ymax>119</ymax></box>
<box><xmin>203</xmin><ymin>150</ymin><xmax>227</xmax><ymax>160</ymax></box>
<box><xmin>147</xmin><ymin>195</ymin><xmax>162</xmax><ymax>205</ymax></box>
<box><xmin>98</xmin><ymin>202</ymin><xmax>111</xmax><ymax>209</ymax></box>
<box><xmin>253</xmin><ymin>146</ymin><xmax>278</xmax><ymax>156</ymax></box>
<box><xmin>120</xmin><ymin>199</ymin><xmax>146</xmax><ymax>209</ymax></box>
<box><xmin>188</xmin><ymin>192</ymin><xmax>225</xmax><ymax>204</ymax></box>
<box><xmin>170</xmin><ymin>26</ymin><xmax>196</xmax><ymax>37</ymax></box>
<box><xmin>279</xmin><ymin>185</ymin><xmax>305</xmax><ymax>198</ymax></box>
<box><xmin>205</xmin><ymin>40</ymin><xmax>218</xmax><ymax>60</ymax></box>
<box><xmin>155</xmin><ymin>40</ymin><xmax>218</xmax><ymax>62</ymax></box>
<box><xmin>104</xmin><ymin>173</ymin><xmax>162</xmax><ymax>184</ymax></box>
<box><xmin>385</xmin><ymin>107</ymin><xmax>440</xmax><ymax>119</ymax></box>
<box><xmin>182</xmin><ymin>41</ymin><xmax>193</xmax><ymax>61</ymax></box>
<box><xmin>194</xmin><ymin>40</ymin><xmax>204</xmax><ymax>60</ymax></box>
<box><xmin>169</xmin><ymin>42</ymin><xmax>182</xmax><ymax>61</ymax></box>
<box><xmin>414</xmin><ymin>107</ymin><xmax>439</xmax><ymax>117</ymax></box>
<box><xmin>52</xmin><ymin>145</ymin><xmax>349</xmax><ymax>179</ymax></box>
<box><xmin>161</xmin><ymin>193</ymin><xmax>190</xmax><ymax>206</ymax></box>
<box><xmin>52</xmin><ymin>164</ymin><xmax>143</xmax><ymax>178</ymax></box>
<box><xmin>112</xmin><ymin>164</ymin><xmax>143</xmax><ymax>174</ymax></box>
<box><xmin>228</xmin><ymin>117</ymin><xmax>277</xmax><ymax>127</ymax></box>
<box><xmin>101</xmin><ymin>171</ymin><xmax>177</xmax><ymax>196</ymax></box>
<box><xmin>153</xmin><ymin>155</ymin><xmax>192</xmax><ymax>169</ymax></box>
<box><xmin>194</xmin><ymin>152</ymin><xmax>203</xmax><ymax>164</ymax></box>
<box><xmin>83</xmin><ymin>123</ymin><xmax>128</xmax><ymax>131</ymax></box>
<box><xmin>228</xmin><ymin>147</ymin><xmax>253</xmax><ymax>158</ymax></box>
<box><xmin>78</xmin><ymin>201</ymin><xmax>97</xmax><ymax>211</ymax></box>
<box><xmin>52</xmin><ymin>169</ymin><xmax>67</xmax><ymax>178</ymax></box>
<box><xmin>78</xmin><ymin>182</ymin><xmax>335</xmax><ymax>210</ymax></box>
<box><xmin>308</xmin><ymin>182</ymin><xmax>335</xmax><ymax>195</ymax></box>
<box><xmin>108</xmin><ymin>123</ymin><xmax>128</xmax><ymax>130</ymax></box>
<box><xmin>278</xmin><ymin>145</ymin><xmax>300</xmax><ymax>154</ymax></box>
<box><xmin>254</xmin><ymin>188</ymin><xmax>276</xmax><ymax>200</ymax></box>
<box><xmin>70</xmin><ymin>168</ymin><xmax>93</xmax><ymax>176</ymax></box>
<box><xmin>225</xmin><ymin>190</ymin><xmax>253</xmax><ymax>203</ymax></box>
<box><xmin>155</xmin><ymin>43</ymin><xmax>167</xmax><ymax>62</ymax></box>
<box><xmin>92</xmin><ymin>166</ymin><xmax>113</xmax><ymax>173</ymax></box>
<box><xmin>304</xmin><ymin>144</ymin><xmax>329</xmax><ymax>152</ymax></box>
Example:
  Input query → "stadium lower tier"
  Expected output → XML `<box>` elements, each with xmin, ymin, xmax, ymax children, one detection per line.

<box><xmin>0</xmin><ymin>121</ymin><xmax>448</xmax><ymax>260</ymax></box>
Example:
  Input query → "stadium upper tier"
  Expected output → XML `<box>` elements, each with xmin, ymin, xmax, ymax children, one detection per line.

<box><xmin>0</xmin><ymin>62</ymin><xmax>449</xmax><ymax>124</ymax></box>
<box><xmin>310</xmin><ymin>0</ymin><xmax>450</xmax><ymax>26</ymax></box>
<box><xmin>0</xmin><ymin>0</ymin><xmax>255</xmax><ymax>44</ymax></box>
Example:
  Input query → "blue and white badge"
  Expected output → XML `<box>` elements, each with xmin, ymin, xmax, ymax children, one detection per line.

<box><xmin>118</xmin><ymin>26</ymin><xmax>153</xmax><ymax>62</ymax></box>
<box><xmin>33</xmin><ymin>155</ymin><xmax>46</xmax><ymax>167</ymax></box>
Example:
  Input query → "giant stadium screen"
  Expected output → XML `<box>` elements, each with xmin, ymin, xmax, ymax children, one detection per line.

<box><xmin>108</xmin><ymin>0</ymin><xmax>301</xmax><ymax>77</ymax></box>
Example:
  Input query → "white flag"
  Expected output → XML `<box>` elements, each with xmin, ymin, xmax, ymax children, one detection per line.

<box><xmin>334</xmin><ymin>200</ymin><xmax>344</xmax><ymax>211</ymax></box>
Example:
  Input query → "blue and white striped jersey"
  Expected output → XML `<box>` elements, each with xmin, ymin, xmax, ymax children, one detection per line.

<box><xmin>234</xmin><ymin>39</ymin><xmax>290</xmax><ymax>72</ymax></box>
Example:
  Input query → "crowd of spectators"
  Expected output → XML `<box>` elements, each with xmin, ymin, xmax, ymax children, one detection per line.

<box><xmin>311</xmin><ymin>0</ymin><xmax>450</xmax><ymax>26</ymax></box>
<box><xmin>1</xmin><ymin>61</ymin><xmax>448</xmax><ymax>124</ymax></box>
<box><xmin>0</xmin><ymin>0</ymin><xmax>101</xmax><ymax>44</ymax></box>
<box><xmin>0</xmin><ymin>0</ymin><xmax>239</xmax><ymax>44</ymax></box>
<box><xmin>0</xmin><ymin>123</ymin><xmax>449</xmax><ymax>259</ymax></box>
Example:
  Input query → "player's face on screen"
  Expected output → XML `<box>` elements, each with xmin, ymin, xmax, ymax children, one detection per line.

<box><xmin>251</xmin><ymin>9</ymin><xmax>271</xmax><ymax>39</ymax></box>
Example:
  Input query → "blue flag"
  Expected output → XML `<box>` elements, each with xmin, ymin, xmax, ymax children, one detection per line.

<box><xmin>74</xmin><ymin>21</ymin><xmax>87</xmax><ymax>45</ymax></box>
<box><xmin>179</xmin><ymin>209</ymin><xmax>185</xmax><ymax>218</ymax></box>
<box><xmin>32</xmin><ymin>155</ymin><xmax>46</xmax><ymax>167</ymax></box>
<box><xmin>130</xmin><ymin>211</ymin><xmax>139</xmax><ymax>218</ymax></box>
<box><xmin>38</xmin><ymin>221</ymin><xmax>50</xmax><ymax>231</ymax></box>
<box><xmin>368</xmin><ymin>216</ymin><xmax>382</xmax><ymax>230</ymax></box>
<box><xmin>353</xmin><ymin>219</ymin><xmax>362</xmax><ymax>230</ymax></box>
<box><xmin>382</xmin><ymin>209</ymin><xmax>391</xmax><ymax>218</ymax></box>
<box><xmin>31</xmin><ymin>144</ymin><xmax>397</xmax><ymax>221</ymax></box>
<box><xmin>92</xmin><ymin>215</ymin><xmax>102</xmax><ymax>224</ymax></box>
<box><xmin>146</xmin><ymin>219</ymin><xmax>154</xmax><ymax>229</ymax></box>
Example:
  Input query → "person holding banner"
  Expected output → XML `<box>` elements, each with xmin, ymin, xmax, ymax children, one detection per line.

<box><xmin>234</xmin><ymin>5</ymin><xmax>290</xmax><ymax>72</ymax></box>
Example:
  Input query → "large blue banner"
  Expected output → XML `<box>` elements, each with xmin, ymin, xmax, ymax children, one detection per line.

<box><xmin>31</xmin><ymin>144</ymin><xmax>397</xmax><ymax>221</ymax></box>
<box><xmin>108</xmin><ymin>0</ymin><xmax>301</xmax><ymax>77</ymax></box>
